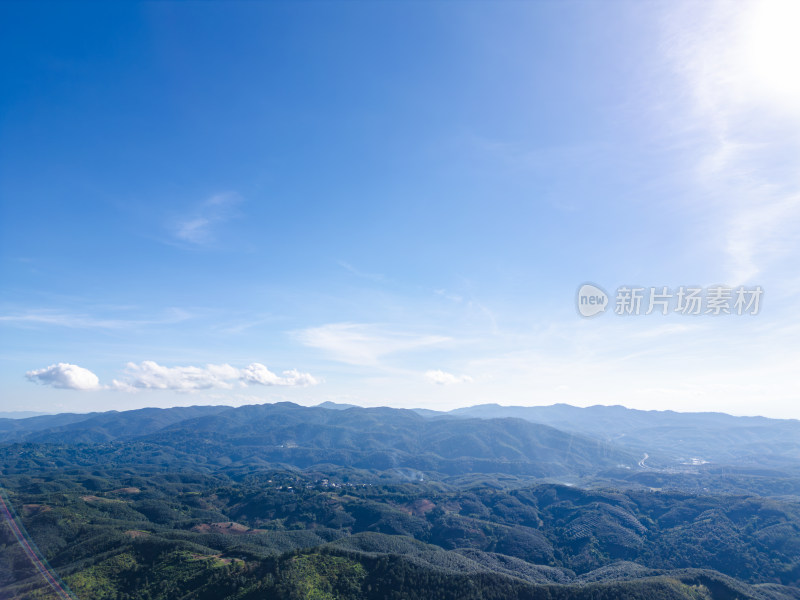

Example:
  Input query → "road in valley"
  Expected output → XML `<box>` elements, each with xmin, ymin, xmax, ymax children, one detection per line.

<box><xmin>0</xmin><ymin>488</ymin><xmax>77</xmax><ymax>599</ymax></box>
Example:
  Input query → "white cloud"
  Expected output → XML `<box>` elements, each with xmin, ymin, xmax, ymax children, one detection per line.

<box><xmin>296</xmin><ymin>323</ymin><xmax>450</xmax><ymax>366</ymax></box>
<box><xmin>425</xmin><ymin>370</ymin><xmax>473</xmax><ymax>385</ymax></box>
<box><xmin>26</xmin><ymin>363</ymin><xmax>101</xmax><ymax>390</ymax></box>
<box><xmin>240</xmin><ymin>363</ymin><xmax>319</xmax><ymax>387</ymax></box>
<box><xmin>111</xmin><ymin>361</ymin><xmax>318</xmax><ymax>392</ymax></box>
<box><xmin>111</xmin><ymin>361</ymin><xmax>236</xmax><ymax>391</ymax></box>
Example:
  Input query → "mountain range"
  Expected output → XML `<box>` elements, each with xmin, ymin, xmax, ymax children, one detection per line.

<box><xmin>2</xmin><ymin>401</ymin><xmax>800</xmax><ymax>599</ymax></box>
<box><xmin>2</xmin><ymin>401</ymin><xmax>799</xmax><ymax>474</ymax></box>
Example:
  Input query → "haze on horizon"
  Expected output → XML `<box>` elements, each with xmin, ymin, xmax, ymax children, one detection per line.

<box><xmin>2</xmin><ymin>1</ymin><xmax>799</xmax><ymax>419</ymax></box>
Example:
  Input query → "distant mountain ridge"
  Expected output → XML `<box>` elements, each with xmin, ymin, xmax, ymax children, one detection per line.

<box><xmin>447</xmin><ymin>403</ymin><xmax>800</xmax><ymax>466</ymax></box>
<box><xmin>2</xmin><ymin>401</ymin><xmax>800</xmax><ymax>474</ymax></box>
<box><xmin>134</xmin><ymin>402</ymin><xmax>639</xmax><ymax>477</ymax></box>
<box><xmin>0</xmin><ymin>402</ymin><xmax>635</xmax><ymax>477</ymax></box>
<box><xmin>0</xmin><ymin>411</ymin><xmax>53</xmax><ymax>419</ymax></box>
<box><xmin>0</xmin><ymin>405</ymin><xmax>229</xmax><ymax>444</ymax></box>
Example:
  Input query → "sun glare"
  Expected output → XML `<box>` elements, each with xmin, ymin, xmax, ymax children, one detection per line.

<box><xmin>740</xmin><ymin>0</ymin><xmax>800</xmax><ymax>109</ymax></box>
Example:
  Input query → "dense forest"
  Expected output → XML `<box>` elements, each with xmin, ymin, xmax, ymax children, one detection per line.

<box><xmin>1</xmin><ymin>403</ymin><xmax>799</xmax><ymax>599</ymax></box>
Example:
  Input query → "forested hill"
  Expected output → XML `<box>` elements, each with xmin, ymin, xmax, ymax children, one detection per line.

<box><xmin>2</xmin><ymin>456</ymin><xmax>800</xmax><ymax>600</ymax></box>
<box><xmin>0</xmin><ymin>405</ymin><xmax>230</xmax><ymax>444</ymax></box>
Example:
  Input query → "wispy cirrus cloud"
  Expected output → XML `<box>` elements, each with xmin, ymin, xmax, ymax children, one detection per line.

<box><xmin>664</xmin><ymin>1</ymin><xmax>800</xmax><ymax>284</ymax></box>
<box><xmin>295</xmin><ymin>323</ymin><xmax>450</xmax><ymax>366</ymax></box>
<box><xmin>336</xmin><ymin>260</ymin><xmax>386</xmax><ymax>283</ymax></box>
<box><xmin>0</xmin><ymin>308</ymin><xmax>193</xmax><ymax>330</ymax></box>
<box><xmin>171</xmin><ymin>192</ymin><xmax>242</xmax><ymax>245</ymax></box>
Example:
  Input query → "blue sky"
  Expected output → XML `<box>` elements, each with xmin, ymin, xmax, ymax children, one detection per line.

<box><xmin>2</xmin><ymin>1</ymin><xmax>799</xmax><ymax>417</ymax></box>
